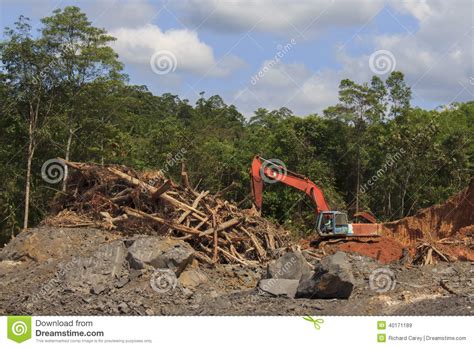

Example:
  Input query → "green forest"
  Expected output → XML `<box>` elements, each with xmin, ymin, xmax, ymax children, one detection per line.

<box><xmin>1</xmin><ymin>7</ymin><xmax>473</xmax><ymax>244</ymax></box>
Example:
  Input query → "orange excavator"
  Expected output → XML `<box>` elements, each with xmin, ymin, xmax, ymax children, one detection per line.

<box><xmin>250</xmin><ymin>155</ymin><xmax>381</xmax><ymax>240</ymax></box>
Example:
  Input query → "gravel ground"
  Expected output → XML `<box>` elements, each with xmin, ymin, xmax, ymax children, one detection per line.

<box><xmin>1</xmin><ymin>227</ymin><xmax>472</xmax><ymax>316</ymax></box>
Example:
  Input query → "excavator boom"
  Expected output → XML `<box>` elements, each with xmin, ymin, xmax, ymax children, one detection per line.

<box><xmin>250</xmin><ymin>156</ymin><xmax>330</xmax><ymax>213</ymax></box>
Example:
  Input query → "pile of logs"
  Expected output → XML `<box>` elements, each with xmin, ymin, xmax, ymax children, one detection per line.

<box><xmin>45</xmin><ymin>159</ymin><xmax>290</xmax><ymax>265</ymax></box>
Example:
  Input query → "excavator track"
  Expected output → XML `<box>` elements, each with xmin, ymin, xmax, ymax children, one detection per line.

<box><xmin>309</xmin><ymin>234</ymin><xmax>380</xmax><ymax>247</ymax></box>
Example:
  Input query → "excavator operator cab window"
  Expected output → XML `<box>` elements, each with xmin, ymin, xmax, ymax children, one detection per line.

<box><xmin>320</xmin><ymin>213</ymin><xmax>334</xmax><ymax>233</ymax></box>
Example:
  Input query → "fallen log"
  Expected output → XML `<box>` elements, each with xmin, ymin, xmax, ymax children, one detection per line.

<box><xmin>240</xmin><ymin>226</ymin><xmax>266</xmax><ymax>260</ymax></box>
<box><xmin>124</xmin><ymin>207</ymin><xmax>201</xmax><ymax>235</ymax></box>
<box><xmin>200</xmin><ymin>218</ymin><xmax>241</xmax><ymax>237</ymax></box>
<box><xmin>177</xmin><ymin>191</ymin><xmax>208</xmax><ymax>224</ymax></box>
<box><xmin>151</xmin><ymin>180</ymin><xmax>172</xmax><ymax>201</ymax></box>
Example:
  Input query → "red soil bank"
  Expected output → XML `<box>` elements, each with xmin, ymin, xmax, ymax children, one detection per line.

<box><xmin>333</xmin><ymin>236</ymin><xmax>404</xmax><ymax>264</ymax></box>
<box><xmin>383</xmin><ymin>178</ymin><xmax>474</xmax><ymax>261</ymax></box>
<box><xmin>383</xmin><ymin>178</ymin><xmax>474</xmax><ymax>243</ymax></box>
<box><xmin>302</xmin><ymin>179</ymin><xmax>473</xmax><ymax>263</ymax></box>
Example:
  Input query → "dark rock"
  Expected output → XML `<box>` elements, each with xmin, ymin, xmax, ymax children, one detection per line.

<box><xmin>118</xmin><ymin>302</ymin><xmax>130</xmax><ymax>314</ymax></box>
<box><xmin>91</xmin><ymin>285</ymin><xmax>106</xmax><ymax>295</ymax></box>
<box><xmin>115</xmin><ymin>277</ymin><xmax>129</xmax><ymax>289</ymax></box>
<box><xmin>258</xmin><ymin>278</ymin><xmax>300</xmax><ymax>298</ymax></box>
<box><xmin>266</xmin><ymin>251</ymin><xmax>313</xmax><ymax>280</ymax></box>
<box><xmin>126</xmin><ymin>237</ymin><xmax>194</xmax><ymax>275</ymax></box>
<box><xmin>296</xmin><ymin>252</ymin><xmax>355</xmax><ymax>299</ymax></box>
<box><xmin>129</xmin><ymin>269</ymin><xmax>144</xmax><ymax>281</ymax></box>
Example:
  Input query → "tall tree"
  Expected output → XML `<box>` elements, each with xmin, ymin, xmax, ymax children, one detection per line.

<box><xmin>1</xmin><ymin>16</ymin><xmax>58</xmax><ymax>229</ymax></box>
<box><xmin>40</xmin><ymin>6</ymin><xmax>123</xmax><ymax>189</ymax></box>
<box><xmin>329</xmin><ymin>78</ymin><xmax>387</xmax><ymax>212</ymax></box>
<box><xmin>386</xmin><ymin>71</ymin><xmax>411</xmax><ymax>118</ymax></box>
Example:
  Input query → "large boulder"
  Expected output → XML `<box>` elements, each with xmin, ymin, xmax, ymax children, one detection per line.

<box><xmin>266</xmin><ymin>251</ymin><xmax>313</xmax><ymax>280</ymax></box>
<box><xmin>126</xmin><ymin>237</ymin><xmax>194</xmax><ymax>275</ymax></box>
<box><xmin>296</xmin><ymin>252</ymin><xmax>355</xmax><ymax>299</ymax></box>
<box><xmin>258</xmin><ymin>279</ymin><xmax>300</xmax><ymax>298</ymax></box>
<box><xmin>59</xmin><ymin>240</ymin><xmax>128</xmax><ymax>294</ymax></box>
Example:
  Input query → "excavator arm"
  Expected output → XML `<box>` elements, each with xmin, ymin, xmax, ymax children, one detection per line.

<box><xmin>249</xmin><ymin>155</ymin><xmax>380</xmax><ymax>238</ymax></box>
<box><xmin>250</xmin><ymin>155</ymin><xmax>330</xmax><ymax>213</ymax></box>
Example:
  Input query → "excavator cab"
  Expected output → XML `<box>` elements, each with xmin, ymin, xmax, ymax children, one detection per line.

<box><xmin>316</xmin><ymin>211</ymin><xmax>352</xmax><ymax>236</ymax></box>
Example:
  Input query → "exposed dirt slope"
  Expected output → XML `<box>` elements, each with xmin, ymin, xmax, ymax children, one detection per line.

<box><xmin>383</xmin><ymin>178</ymin><xmax>474</xmax><ymax>244</ymax></box>
<box><xmin>300</xmin><ymin>179</ymin><xmax>472</xmax><ymax>264</ymax></box>
<box><xmin>382</xmin><ymin>178</ymin><xmax>474</xmax><ymax>261</ymax></box>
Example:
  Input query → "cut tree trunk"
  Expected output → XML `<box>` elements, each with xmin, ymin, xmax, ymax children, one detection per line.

<box><xmin>62</xmin><ymin>127</ymin><xmax>74</xmax><ymax>192</ymax></box>
<box><xmin>23</xmin><ymin>129</ymin><xmax>34</xmax><ymax>230</ymax></box>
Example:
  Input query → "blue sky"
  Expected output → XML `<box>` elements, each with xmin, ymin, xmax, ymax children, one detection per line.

<box><xmin>1</xmin><ymin>0</ymin><xmax>473</xmax><ymax>116</ymax></box>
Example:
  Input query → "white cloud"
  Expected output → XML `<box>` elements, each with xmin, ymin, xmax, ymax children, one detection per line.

<box><xmin>85</xmin><ymin>0</ymin><xmax>157</xmax><ymax>29</ymax></box>
<box><xmin>235</xmin><ymin>61</ymin><xmax>341</xmax><ymax>115</ymax></box>
<box><xmin>176</xmin><ymin>0</ymin><xmax>384</xmax><ymax>35</ymax></box>
<box><xmin>373</xmin><ymin>0</ymin><xmax>473</xmax><ymax>102</ymax></box>
<box><xmin>235</xmin><ymin>0</ymin><xmax>474</xmax><ymax>115</ymax></box>
<box><xmin>1</xmin><ymin>0</ymin><xmax>156</xmax><ymax>29</ymax></box>
<box><xmin>110</xmin><ymin>24</ymin><xmax>243</xmax><ymax>77</ymax></box>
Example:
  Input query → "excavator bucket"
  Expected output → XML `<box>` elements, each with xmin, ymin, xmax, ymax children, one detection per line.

<box><xmin>353</xmin><ymin>211</ymin><xmax>377</xmax><ymax>224</ymax></box>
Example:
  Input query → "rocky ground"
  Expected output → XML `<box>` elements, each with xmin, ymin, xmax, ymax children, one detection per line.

<box><xmin>1</xmin><ymin>227</ymin><xmax>472</xmax><ymax>316</ymax></box>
